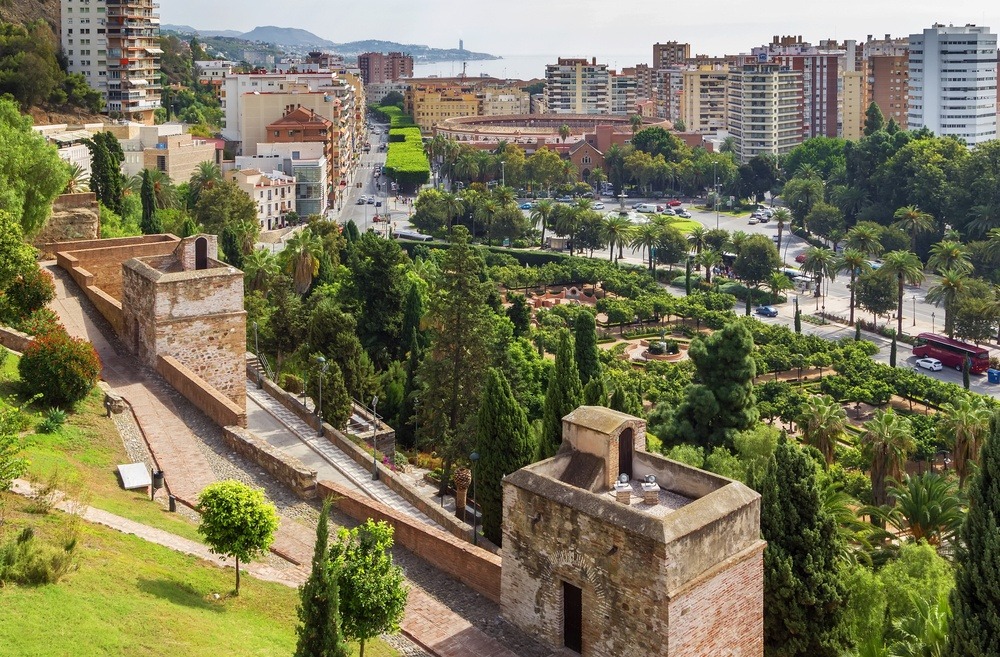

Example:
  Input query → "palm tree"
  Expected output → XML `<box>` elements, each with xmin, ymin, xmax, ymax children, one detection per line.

<box><xmin>189</xmin><ymin>161</ymin><xmax>222</xmax><ymax>208</ymax></box>
<box><xmin>872</xmin><ymin>473</ymin><xmax>965</xmax><ymax>548</ymax></box>
<box><xmin>772</xmin><ymin>208</ymin><xmax>791</xmax><ymax>257</ymax></box>
<box><xmin>861</xmin><ymin>409</ymin><xmax>915</xmax><ymax>508</ymax></box>
<box><xmin>925</xmin><ymin>268</ymin><xmax>968</xmax><ymax>338</ymax></box>
<box><xmin>478</xmin><ymin>198</ymin><xmax>499</xmax><ymax>245</ymax></box>
<box><xmin>558</xmin><ymin>123</ymin><xmax>571</xmax><ymax>143</ymax></box>
<box><xmin>846</xmin><ymin>224</ymin><xmax>884</xmax><ymax>258</ymax></box>
<box><xmin>937</xmin><ymin>397</ymin><xmax>990</xmax><ymax>489</ymax></box>
<box><xmin>719</xmin><ymin>136</ymin><xmax>736</xmax><ymax>154</ymax></box>
<box><xmin>242</xmin><ymin>247</ymin><xmax>278</xmax><ymax>293</ymax></box>
<box><xmin>530</xmin><ymin>200</ymin><xmax>555</xmax><ymax>248</ymax></box>
<box><xmin>881</xmin><ymin>250</ymin><xmax>926</xmax><ymax>336</ymax></box>
<box><xmin>630</xmin><ymin>114</ymin><xmax>643</xmax><ymax>136</ymax></box>
<box><xmin>836</xmin><ymin>248</ymin><xmax>871</xmax><ymax>324</ymax></box>
<box><xmin>281</xmin><ymin>228</ymin><xmax>323</xmax><ymax>295</ymax></box>
<box><xmin>765</xmin><ymin>271</ymin><xmax>794</xmax><ymax>305</ymax></box>
<box><xmin>696</xmin><ymin>249</ymin><xmax>722</xmax><ymax>283</ymax></box>
<box><xmin>601</xmin><ymin>215</ymin><xmax>633</xmax><ymax>263</ymax></box>
<box><xmin>442</xmin><ymin>192</ymin><xmax>464</xmax><ymax>233</ymax></box>
<box><xmin>727</xmin><ymin>230</ymin><xmax>750</xmax><ymax>257</ymax></box>
<box><xmin>687</xmin><ymin>225</ymin><xmax>708</xmax><ymax>256</ymax></box>
<box><xmin>927</xmin><ymin>239</ymin><xmax>972</xmax><ymax>274</ymax></box>
<box><xmin>454</xmin><ymin>152</ymin><xmax>480</xmax><ymax>184</ymax></box>
<box><xmin>801</xmin><ymin>247</ymin><xmax>836</xmax><ymax>299</ymax></box>
<box><xmin>892</xmin><ymin>205</ymin><xmax>935</xmax><ymax>252</ymax></box>
<box><xmin>64</xmin><ymin>162</ymin><xmax>89</xmax><ymax>193</ymax></box>
<box><xmin>631</xmin><ymin>223</ymin><xmax>662</xmax><ymax>272</ymax></box>
<box><xmin>799</xmin><ymin>394</ymin><xmax>848</xmax><ymax>465</ymax></box>
<box><xmin>552</xmin><ymin>204</ymin><xmax>581</xmax><ymax>254</ymax></box>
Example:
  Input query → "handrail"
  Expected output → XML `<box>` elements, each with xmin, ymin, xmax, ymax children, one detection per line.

<box><xmin>259</xmin><ymin>353</ymin><xmax>275</xmax><ymax>381</ymax></box>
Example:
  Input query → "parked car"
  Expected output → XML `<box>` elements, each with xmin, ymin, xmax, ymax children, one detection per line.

<box><xmin>795</xmin><ymin>253</ymin><xmax>807</xmax><ymax>263</ymax></box>
<box><xmin>366</xmin><ymin>197</ymin><xmax>375</xmax><ymax>204</ymax></box>
<box><xmin>915</xmin><ymin>357</ymin><xmax>943</xmax><ymax>372</ymax></box>
<box><xmin>556</xmin><ymin>196</ymin><xmax>574</xmax><ymax>203</ymax></box>
<box><xmin>677</xmin><ymin>210</ymin><xmax>692</xmax><ymax>218</ymax></box>
<box><xmin>755</xmin><ymin>306</ymin><xmax>779</xmax><ymax>317</ymax></box>
<box><xmin>593</xmin><ymin>202</ymin><xmax>605</xmax><ymax>209</ymax></box>
<box><xmin>355</xmin><ymin>198</ymin><xmax>366</xmax><ymax>205</ymax></box>
<box><xmin>748</xmin><ymin>217</ymin><xmax>759</xmax><ymax>225</ymax></box>
<box><xmin>520</xmin><ymin>202</ymin><xmax>533</xmax><ymax>210</ymax></box>
<box><xmin>667</xmin><ymin>199</ymin><xmax>682</xmax><ymax>207</ymax></box>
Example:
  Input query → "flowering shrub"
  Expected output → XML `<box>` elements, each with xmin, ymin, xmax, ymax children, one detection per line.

<box><xmin>15</xmin><ymin>307</ymin><xmax>64</xmax><ymax>337</ymax></box>
<box><xmin>0</xmin><ymin>267</ymin><xmax>55</xmax><ymax>324</ymax></box>
<box><xmin>18</xmin><ymin>328</ymin><xmax>101</xmax><ymax>405</ymax></box>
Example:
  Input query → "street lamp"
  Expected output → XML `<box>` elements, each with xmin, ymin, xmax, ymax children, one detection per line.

<box><xmin>470</xmin><ymin>451</ymin><xmax>480</xmax><ymax>546</ymax></box>
<box><xmin>500</xmin><ymin>160</ymin><xmax>505</xmax><ymax>188</ymax></box>
<box><xmin>713</xmin><ymin>160</ymin><xmax>720</xmax><ymax>230</ymax></box>
<box><xmin>932</xmin><ymin>312</ymin><xmax>936</xmax><ymax>334</ymax></box>
<box><xmin>371</xmin><ymin>395</ymin><xmax>380</xmax><ymax>480</ymax></box>
<box><xmin>912</xmin><ymin>294</ymin><xmax>917</xmax><ymax>327</ymax></box>
<box><xmin>252</xmin><ymin>321</ymin><xmax>262</xmax><ymax>389</ymax></box>
<box><xmin>315</xmin><ymin>356</ymin><xmax>328</xmax><ymax>437</ymax></box>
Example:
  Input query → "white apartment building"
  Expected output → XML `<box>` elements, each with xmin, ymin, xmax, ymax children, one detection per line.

<box><xmin>235</xmin><ymin>142</ymin><xmax>329</xmax><ymax>217</ymax></box>
<box><xmin>727</xmin><ymin>64</ymin><xmax>804</xmax><ymax>163</ymax></box>
<box><xmin>60</xmin><ymin>0</ymin><xmax>109</xmax><ymax>107</ymax></box>
<box><xmin>229</xmin><ymin>169</ymin><xmax>297</xmax><ymax>230</ymax></box>
<box><xmin>908</xmin><ymin>24</ymin><xmax>998</xmax><ymax>145</ymax></box>
<box><xmin>195</xmin><ymin>60</ymin><xmax>234</xmax><ymax>87</ymax></box>
<box><xmin>544</xmin><ymin>58</ymin><xmax>610</xmax><ymax>114</ymax></box>
<box><xmin>610</xmin><ymin>71</ymin><xmax>638</xmax><ymax>115</ymax></box>
<box><xmin>60</xmin><ymin>0</ymin><xmax>162</xmax><ymax>123</ymax></box>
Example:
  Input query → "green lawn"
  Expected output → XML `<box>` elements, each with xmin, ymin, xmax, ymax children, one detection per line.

<box><xmin>0</xmin><ymin>494</ymin><xmax>398</xmax><ymax>657</ymax></box>
<box><xmin>665</xmin><ymin>217</ymin><xmax>701</xmax><ymax>234</ymax></box>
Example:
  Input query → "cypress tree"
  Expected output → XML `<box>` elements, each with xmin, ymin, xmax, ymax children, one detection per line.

<box><xmin>539</xmin><ymin>330</ymin><xmax>582</xmax><ymax>459</ymax></box>
<box><xmin>948</xmin><ymin>410</ymin><xmax>1000</xmax><ymax>656</ymax></box>
<box><xmin>863</xmin><ymin>101</ymin><xmax>885</xmax><ymax>136</ymax></box>
<box><xmin>889</xmin><ymin>332</ymin><xmax>897</xmax><ymax>367</ymax></box>
<box><xmin>474</xmin><ymin>368</ymin><xmax>534</xmax><ymax>546</ymax></box>
<box><xmin>396</xmin><ymin>329</ymin><xmax>422</xmax><ymax>449</ymax></box>
<box><xmin>294</xmin><ymin>501</ymin><xmax>349</xmax><ymax>657</ymax></box>
<box><xmin>963</xmin><ymin>357</ymin><xmax>971</xmax><ymax>390</ymax></box>
<box><xmin>140</xmin><ymin>168</ymin><xmax>160</xmax><ymax>235</ymax></box>
<box><xmin>609</xmin><ymin>384</ymin><xmax>642</xmax><ymax>416</ymax></box>
<box><xmin>582</xmin><ymin>375</ymin><xmax>608</xmax><ymax>406</ymax></box>
<box><xmin>400</xmin><ymin>283</ymin><xmax>426</xmax><ymax>354</ymax></box>
<box><xmin>794</xmin><ymin>308</ymin><xmax>802</xmax><ymax>334</ymax></box>
<box><xmin>685</xmin><ymin>258</ymin><xmax>692</xmax><ymax>295</ymax></box>
<box><xmin>573</xmin><ymin>311</ymin><xmax>600</xmax><ymax>386</ymax></box>
<box><xmin>756</xmin><ymin>438</ymin><xmax>849</xmax><ymax>655</ymax></box>
<box><xmin>506</xmin><ymin>293</ymin><xmax>532</xmax><ymax>338</ymax></box>
<box><xmin>855</xmin><ymin>320</ymin><xmax>862</xmax><ymax>341</ymax></box>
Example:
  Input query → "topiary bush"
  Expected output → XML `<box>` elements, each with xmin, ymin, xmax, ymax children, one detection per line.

<box><xmin>18</xmin><ymin>329</ymin><xmax>101</xmax><ymax>405</ymax></box>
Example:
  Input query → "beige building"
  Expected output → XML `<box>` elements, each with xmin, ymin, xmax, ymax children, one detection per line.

<box><xmin>727</xmin><ymin>63</ymin><xmax>803</xmax><ymax>162</ymax></box>
<box><xmin>653</xmin><ymin>41</ymin><xmax>691</xmax><ymax>69</ymax></box>
<box><xmin>479</xmin><ymin>87</ymin><xmax>531</xmax><ymax>116</ymax></box>
<box><xmin>841</xmin><ymin>70</ymin><xmax>865</xmax><ymax>139</ymax></box>
<box><xmin>229</xmin><ymin>168</ymin><xmax>296</xmax><ymax>229</ymax></box>
<box><xmin>405</xmin><ymin>84</ymin><xmax>481</xmax><ymax>132</ymax></box>
<box><xmin>680</xmin><ymin>66</ymin><xmax>728</xmax><ymax>133</ymax></box>
<box><xmin>143</xmin><ymin>133</ymin><xmax>219</xmax><ymax>182</ymax></box>
<box><xmin>544</xmin><ymin>58</ymin><xmax>610</xmax><ymax>114</ymax></box>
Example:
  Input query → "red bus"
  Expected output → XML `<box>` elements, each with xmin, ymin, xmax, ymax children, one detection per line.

<box><xmin>912</xmin><ymin>332</ymin><xmax>990</xmax><ymax>373</ymax></box>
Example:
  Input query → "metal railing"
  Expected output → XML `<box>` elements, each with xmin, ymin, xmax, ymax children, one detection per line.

<box><xmin>259</xmin><ymin>353</ymin><xmax>274</xmax><ymax>381</ymax></box>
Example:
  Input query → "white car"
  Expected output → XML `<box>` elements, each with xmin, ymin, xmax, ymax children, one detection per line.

<box><xmin>593</xmin><ymin>202</ymin><xmax>605</xmax><ymax>210</ymax></box>
<box><xmin>915</xmin><ymin>357</ymin><xmax>943</xmax><ymax>372</ymax></box>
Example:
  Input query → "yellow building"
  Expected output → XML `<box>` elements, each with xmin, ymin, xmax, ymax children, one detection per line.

<box><xmin>405</xmin><ymin>84</ymin><xmax>481</xmax><ymax>132</ymax></box>
<box><xmin>680</xmin><ymin>67</ymin><xmax>728</xmax><ymax>133</ymax></box>
<box><xmin>841</xmin><ymin>70</ymin><xmax>864</xmax><ymax>140</ymax></box>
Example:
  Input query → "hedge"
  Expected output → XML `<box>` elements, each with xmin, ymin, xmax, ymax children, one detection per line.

<box><xmin>368</xmin><ymin>105</ymin><xmax>415</xmax><ymax>128</ymax></box>
<box><xmin>382</xmin><ymin>120</ymin><xmax>430</xmax><ymax>191</ymax></box>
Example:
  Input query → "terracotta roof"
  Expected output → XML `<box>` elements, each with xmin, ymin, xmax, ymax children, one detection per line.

<box><xmin>267</xmin><ymin>106</ymin><xmax>333</xmax><ymax>129</ymax></box>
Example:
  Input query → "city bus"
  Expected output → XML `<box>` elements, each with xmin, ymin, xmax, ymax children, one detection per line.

<box><xmin>912</xmin><ymin>333</ymin><xmax>990</xmax><ymax>373</ymax></box>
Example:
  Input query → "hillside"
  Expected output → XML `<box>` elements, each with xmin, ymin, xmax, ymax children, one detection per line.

<box><xmin>0</xmin><ymin>0</ymin><xmax>59</xmax><ymax>33</ymax></box>
<box><xmin>240</xmin><ymin>25</ymin><xmax>336</xmax><ymax>48</ymax></box>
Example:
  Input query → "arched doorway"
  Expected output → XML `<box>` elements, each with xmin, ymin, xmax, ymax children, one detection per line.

<box><xmin>195</xmin><ymin>237</ymin><xmax>208</xmax><ymax>270</ymax></box>
<box><xmin>618</xmin><ymin>428</ymin><xmax>634</xmax><ymax>480</ymax></box>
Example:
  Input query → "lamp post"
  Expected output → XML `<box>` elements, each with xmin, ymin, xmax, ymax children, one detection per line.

<box><xmin>500</xmin><ymin>160</ymin><xmax>505</xmax><ymax>188</ymax></box>
<box><xmin>912</xmin><ymin>294</ymin><xmax>917</xmax><ymax>327</ymax></box>
<box><xmin>713</xmin><ymin>160</ymin><xmax>720</xmax><ymax>230</ymax></box>
<box><xmin>371</xmin><ymin>395</ymin><xmax>380</xmax><ymax>480</ymax></box>
<box><xmin>315</xmin><ymin>356</ymin><xmax>328</xmax><ymax>437</ymax></box>
<box><xmin>252</xmin><ymin>321</ymin><xmax>262</xmax><ymax>388</ymax></box>
<box><xmin>470</xmin><ymin>451</ymin><xmax>480</xmax><ymax>546</ymax></box>
<box><xmin>932</xmin><ymin>312</ymin><xmax>935</xmax><ymax>334</ymax></box>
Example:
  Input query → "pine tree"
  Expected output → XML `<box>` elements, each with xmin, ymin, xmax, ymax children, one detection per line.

<box><xmin>539</xmin><ymin>330</ymin><xmax>583</xmax><ymax>459</ymax></box>
<box><xmin>506</xmin><ymin>293</ymin><xmax>532</xmax><ymax>338</ymax></box>
<box><xmin>140</xmin><ymin>168</ymin><xmax>161</xmax><ymax>234</ymax></box>
<box><xmin>415</xmin><ymin>227</ymin><xmax>495</xmax><ymax>495</ymax></box>
<box><xmin>948</xmin><ymin>410</ymin><xmax>1000</xmax><ymax>656</ymax></box>
<box><xmin>609</xmin><ymin>384</ymin><xmax>642</xmax><ymax>416</ymax></box>
<box><xmin>475</xmin><ymin>368</ymin><xmax>534</xmax><ymax>546</ymax></box>
<box><xmin>294</xmin><ymin>501</ymin><xmax>349</xmax><ymax>657</ymax></box>
<box><xmin>864</xmin><ymin>101</ymin><xmax>885</xmax><ymax>136</ymax></box>
<box><xmin>583</xmin><ymin>375</ymin><xmax>607</xmax><ymax>406</ymax></box>
<box><xmin>573</xmin><ymin>311</ymin><xmax>601</xmax><ymax>386</ymax></box>
<box><xmin>664</xmin><ymin>322</ymin><xmax>758</xmax><ymax>451</ymax></box>
<box><xmin>756</xmin><ymin>438</ymin><xmax>849</xmax><ymax>656</ymax></box>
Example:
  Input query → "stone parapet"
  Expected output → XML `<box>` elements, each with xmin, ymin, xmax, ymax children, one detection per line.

<box><xmin>222</xmin><ymin>425</ymin><xmax>316</xmax><ymax>498</ymax></box>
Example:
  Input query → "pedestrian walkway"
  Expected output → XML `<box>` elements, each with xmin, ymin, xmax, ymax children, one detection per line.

<box><xmin>246</xmin><ymin>385</ymin><xmax>432</xmax><ymax>524</ymax></box>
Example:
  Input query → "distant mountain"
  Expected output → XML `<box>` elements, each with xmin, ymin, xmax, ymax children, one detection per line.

<box><xmin>160</xmin><ymin>25</ymin><xmax>498</xmax><ymax>63</ymax></box>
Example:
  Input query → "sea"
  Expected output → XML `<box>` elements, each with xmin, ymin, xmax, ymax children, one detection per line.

<box><xmin>411</xmin><ymin>53</ymin><xmax>650</xmax><ymax>81</ymax></box>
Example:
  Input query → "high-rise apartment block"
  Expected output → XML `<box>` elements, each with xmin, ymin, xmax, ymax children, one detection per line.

<box><xmin>752</xmin><ymin>37</ymin><xmax>841</xmax><ymax>139</ymax></box>
<box><xmin>610</xmin><ymin>71</ymin><xmax>638</xmax><ymax>115</ymax></box>
<box><xmin>863</xmin><ymin>35</ymin><xmax>909</xmax><ymax>129</ymax></box>
<box><xmin>727</xmin><ymin>63</ymin><xmax>803</xmax><ymax>162</ymax></box>
<box><xmin>61</xmin><ymin>0</ymin><xmax>162</xmax><ymax>122</ymax></box>
<box><xmin>544</xmin><ymin>58</ymin><xmax>610</xmax><ymax>114</ymax></box>
<box><xmin>357</xmin><ymin>52</ymin><xmax>413</xmax><ymax>84</ymax></box>
<box><xmin>680</xmin><ymin>66</ymin><xmax>728</xmax><ymax>133</ymax></box>
<box><xmin>908</xmin><ymin>24</ymin><xmax>997</xmax><ymax>145</ymax></box>
<box><xmin>653</xmin><ymin>41</ymin><xmax>691</xmax><ymax>69</ymax></box>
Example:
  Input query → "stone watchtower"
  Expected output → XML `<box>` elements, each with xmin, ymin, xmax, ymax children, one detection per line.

<box><xmin>501</xmin><ymin>406</ymin><xmax>764</xmax><ymax>656</ymax></box>
<box><xmin>120</xmin><ymin>235</ymin><xmax>247</xmax><ymax>409</ymax></box>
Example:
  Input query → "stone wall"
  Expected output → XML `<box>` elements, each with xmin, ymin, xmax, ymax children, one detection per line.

<box><xmin>156</xmin><ymin>355</ymin><xmax>247</xmax><ymax>428</ymax></box>
<box><xmin>222</xmin><ymin>425</ymin><xmax>316</xmax><ymax>498</ymax></box>
<box><xmin>318</xmin><ymin>480</ymin><xmax>502</xmax><ymax>603</ymax></box>
<box><xmin>55</xmin><ymin>235</ymin><xmax>180</xmax><ymax>299</ymax></box>
<box><xmin>0</xmin><ymin>326</ymin><xmax>33</xmax><ymax>353</ymax></box>
<box><xmin>666</xmin><ymin>543</ymin><xmax>765</xmax><ymax>657</ymax></box>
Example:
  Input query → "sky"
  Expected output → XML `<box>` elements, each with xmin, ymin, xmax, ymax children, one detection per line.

<box><xmin>161</xmin><ymin>0</ymin><xmax>1000</xmax><ymax>58</ymax></box>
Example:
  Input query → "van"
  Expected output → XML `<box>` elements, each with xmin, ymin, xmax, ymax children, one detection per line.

<box><xmin>636</xmin><ymin>203</ymin><xmax>658</xmax><ymax>213</ymax></box>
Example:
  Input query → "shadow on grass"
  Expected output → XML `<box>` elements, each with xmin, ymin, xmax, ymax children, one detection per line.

<box><xmin>136</xmin><ymin>577</ymin><xmax>227</xmax><ymax>612</ymax></box>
